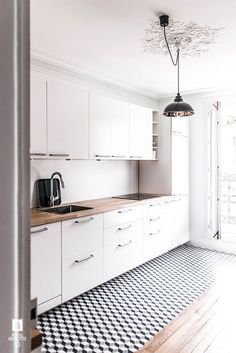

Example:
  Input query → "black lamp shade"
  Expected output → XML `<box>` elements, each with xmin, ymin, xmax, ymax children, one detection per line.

<box><xmin>163</xmin><ymin>93</ymin><xmax>194</xmax><ymax>117</ymax></box>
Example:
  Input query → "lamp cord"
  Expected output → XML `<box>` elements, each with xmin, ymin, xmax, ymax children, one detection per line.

<box><xmin>163</xmin><ymin>26</ymin><xmax>180</xmax><ymax>95</ymax></box>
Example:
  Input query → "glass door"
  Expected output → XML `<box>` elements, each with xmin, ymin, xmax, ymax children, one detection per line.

<box><xmin>220</xmin><ymin>99</ymin><xmax>236</xmax><ymax>241</ymax></box>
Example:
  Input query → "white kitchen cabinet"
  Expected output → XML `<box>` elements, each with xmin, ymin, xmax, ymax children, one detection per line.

<box><xmin>104</xmin><ymin>220</ymin><xmax>143</xmax><ymax>281</ymax></box>
<box><xmin>47</xmin><ymin>78</ymin><xmax>89</xmax><ymax>159</ymax></box>
<box><xmin>172</xmin><ymin>135</ymin><xmax>189</xmax><ymax>195</ymax></box>
<box><xmin>143</xmin><ymin>200</ymin><xmax>167</xmax><ymax>262</ymax></box>
<box><xmin>129</xmin><ymin>104</ymin><xmax>153</xmax><ymax>160</ymax></box>
<box><xmin>89</xmin><ymin>93</ymin><xmax>129</xmax><ymax>159</ymax></box>
<box><xmin>31</xmin><ymin>223</ymin><xmax>61</xmax><ymax>312</ymax></box>
<box><xmin>104</xmin><ymin>205</ymin><xmax>145</xmax><ymax>228</ymax></box>
<box><xmin>172</xmin><ymin>116</ymin><xmax>188</xmax><ymax>136</ymax></box>
<box><xmin>165</xmin><ymin>197</ymin><xmax>189</xmax><ymax>249</ymax></box>
<box><xmin>62</xmin><ymin>214</ymin><xmax>103</xmax><ymax>260</ymax></box>
<box><xmin>62</xmin><ymin>248</ymin><xmax>103</xmax><ymax>302</ymax></box>
<box><xmin>30</xmin><ymin>72</ymin><xmax>47</xmax><ymax>157</ymax></box>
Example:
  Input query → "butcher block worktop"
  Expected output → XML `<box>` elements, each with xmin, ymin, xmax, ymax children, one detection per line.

<box><xmin>31</xmin><ymin>194</ymin><xmax>171</xmax><ymax>227</ymax></box>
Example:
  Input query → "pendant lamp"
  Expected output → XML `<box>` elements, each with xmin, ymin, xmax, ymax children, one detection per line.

<box><xmin>160</xmin><ymin>15</ymin><xmax>194</xmax><ymax>117</ymax></box>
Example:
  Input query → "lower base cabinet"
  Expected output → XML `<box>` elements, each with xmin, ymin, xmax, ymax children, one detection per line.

<box><xmin>31</xmin><ymin>196</ymin><xmax>189</xmax><ymax>313</ymax></box>
<box><xmin>104</xmin><ymin>220</ymin><xmax>143</xmax><ymax>281</ymax></box>
<box><xmin>62</xmin><ymin>248</ymin><xmax>103</xmax><ymax>302</ymax></box>
<box><xmin>166</xmin><ymin>196</ymin><xmax>189</xmax><ymax>250</ymax></box>
<box><xmin>31</xmin><ymin>222</ymin><xmax>61</xmax><ymax>313</ymax></box>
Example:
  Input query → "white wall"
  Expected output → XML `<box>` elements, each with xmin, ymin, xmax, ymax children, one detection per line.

<box><xmin>31</xmin><ymin>159</ymin><xmax>137</xmax><ymax>207</ymax></box>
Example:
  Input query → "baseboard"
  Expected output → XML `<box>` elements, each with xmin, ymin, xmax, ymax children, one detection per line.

<box><xmin>189</xmin><ymin>237</ymin><xmax>236</xmax><ymax>256</ymax></box>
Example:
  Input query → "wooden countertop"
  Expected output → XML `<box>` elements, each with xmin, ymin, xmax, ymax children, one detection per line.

<box><xmin>31</xmin><ymin>194</ymin><xmax>171</xmax><ymax>227</ymax></box>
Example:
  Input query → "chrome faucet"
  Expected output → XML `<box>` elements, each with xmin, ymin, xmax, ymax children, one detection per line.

<box><xmin>50</xmin><ymin>172</ymin><xmax>65</xmax><ymax>207</ymax></box>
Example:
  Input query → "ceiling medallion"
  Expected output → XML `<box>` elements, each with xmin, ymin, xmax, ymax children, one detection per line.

<box><xmin>143</xmin><ymin>18</ymin><xmax>224</xmax><ymax>57</ymax></box>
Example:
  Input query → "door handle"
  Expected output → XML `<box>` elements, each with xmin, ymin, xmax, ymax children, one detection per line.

<box><xmin>75</xmin><ymin>217</ymin><xmax>94</xmax><ymax>224</ymax></box>
<box><xmin>49</xmin><ymin>153</ymin><xmax>70</xmax><ymax>157</ymax></box>
<box><xmin>149</xmin><ymin>230</ymin><xmax>161</xmax><ymax>236</ymax></box>
<box><xmin>118</xmin><ymin>240</ymin><xmax>132</xmax><ymax>248</ymax></box>
<box><xmin>31</xmin><ymin>227</ymin><xmax>48</xmax><ymax>235</ymax></box>
<box><xmin>74</xmin><ymin>254</ymin><xmax>94</xmax><ymax>264</ymax></box>
<box><xmin>117</xmin><ymin>225</ymin><xmax>132</xmax><ymax>231</ymax></box>
<box><xmin>150</xmin><ymin>216</ymin><xmax>161</xmax><ymax>222</ymax></box>
<box><xmin>118</xmin><ymin>209</ymin><xmax>132</xmax><ymax>214</ymax></box>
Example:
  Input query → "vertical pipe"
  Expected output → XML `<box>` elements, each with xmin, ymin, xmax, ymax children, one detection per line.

<box><xmin>0</xmin><ymin>0</ymin><xmax>30</xmax><ymax>352</ymax></box>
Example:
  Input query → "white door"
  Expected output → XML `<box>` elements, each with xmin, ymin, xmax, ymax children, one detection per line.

<box><xmin>89</xmin><ymin>93</ymin><xmax>112</xmax><ymax>159</ymax></box>
<box><xmin>111</xmin><ymin>99</ymin><xmax>129</xmax><ymax>158</ymax></box>
<box><xmin>31</xmin><ymin>223</ymin><xmax>61</xmax><ymax>305</ymax></box>
<box><xmin>130</xmin><ymin>104</ymin><xmax>153</xmax><ymax>160</ymax></box>
<box><xmin>165</xmin><ymin>197</ymin><xmax>189</xmax><ymax>249</ymax></box>
<box><xmin>30</xmin><ymin>72</ymin><xmax>47</xmax><ymax>157</ymax></box>
<box><xmin>172</xmin><ymin>134</ymin><xmax>189</xmax><ymax>195</ymax></box>
<box><xmin>47</xmin><ymin>78</ymin><xmax>89</xmax><ymax>159</ymax></box>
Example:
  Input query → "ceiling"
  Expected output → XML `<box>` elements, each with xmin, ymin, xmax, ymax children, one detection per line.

<box><xmin>31</xmin><ymin>0</ymin><xmax>236</xmax><ymax>98</ymax></box>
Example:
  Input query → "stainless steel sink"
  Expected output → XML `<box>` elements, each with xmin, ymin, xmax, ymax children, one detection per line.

<box><xmin>42</xmin><ymin>205</ymin><xmax>93</xmax><ymax>215</ymax></box>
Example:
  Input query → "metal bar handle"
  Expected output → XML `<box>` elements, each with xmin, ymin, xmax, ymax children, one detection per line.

<box><xmin>75</xmin><ymin>217</ymin><xmax>94</xmax><ymax>224</ymax></box>
<box><xmin>166</xmin><ymin>199</ymin><xmax>182</xmax><ymax>203</ymax></box>
<box><xmin>150</xmin><ymin>216</ymin><xmax>161</xmax><ymax>222</ymax></box>
<box><xmin>74</xmin><ymin>254</ymin><xmax>94</xmax><ymax>264</ymax></box>
<box><xmin>117</xmin><ymin>225</ymin><xmax>132</xmax><ymax>231</ymax></box>
<box><xmin>118</xmin><ymin>209</ymin><xmax>132</xmax><ymax>214</ymax></box>
<box><xmin>112</xmin><ymin>155</ymin><xmax>126</xmax><ymax>158</ymax></box>
<box><xmin>49</xmin><ymin>153</ymin><xmax>70</xmax><ymax>157</ymax></box>
<box><xmin>172</xmin><ymin>130</ymin><xmax>182</xmax><ymax>135</ymax></box>
<box><xmin>95</xmin><ymin>154</ymin><xmax>112</xmax><ymax>158</ymax></box>
<box><xmin>30</xmin><ymin>153</ymin><xmax>46</xmax><ymax>156</ymax></box>
<box><xmin>118</xmin><ymin>240</ymin><xmax>132</xmax><ymax>248</ymax></box>
<box><xmin>150</xmin><ymin>203</ymin><xmax>161</xmax><ymax>207</ymax></box>
<box><xmin>31</xmin><ymin>227</ymin><xmax>48</xmax><ymax>235</ymax></box>
<box><xmin>149</xmin><ymin>230</ymin><xmax>161</xmax><ymax>236</ymax></box>
<box><xmin>130</xmin><ymin>156</ymin><xmax>142</xmax><ymax>159</ymax></box>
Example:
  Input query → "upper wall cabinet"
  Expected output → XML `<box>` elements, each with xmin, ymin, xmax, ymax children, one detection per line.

<box><xmin>47</xmin><ymin>79</ymin><xmax>89</xmax><ymax>159</ymax></box>
<box><xmin>89</xmin><ymin>93</ymin><xmax>130</xmax><ymax>159</ymax></box>
<box><xmin>129</xmin><ymin>104</ymin><xmax>153</xmax><ymax>160</ymax></box>
<box><xmin>30</xmin><ymin>72</ymin><xmax>47</xmax><ymax>157</ymax></box>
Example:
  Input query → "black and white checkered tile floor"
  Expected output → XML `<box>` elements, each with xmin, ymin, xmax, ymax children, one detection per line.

<box><xmin>37</xmin><ymin>244</ymin><xmax>236</xmax><ymax>353</ymax></box>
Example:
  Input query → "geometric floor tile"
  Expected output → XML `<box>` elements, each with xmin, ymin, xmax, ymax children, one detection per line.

<box><xmin>37</xmin><ymin>244</ymin><xmax>236</xmax><ymax>353</ymax></box>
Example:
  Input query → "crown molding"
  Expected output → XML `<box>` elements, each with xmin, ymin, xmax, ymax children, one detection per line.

<box><xmin>30</xmin><ymin>53</ymin><xmax>158</xmax><ymax>107</ymax></box>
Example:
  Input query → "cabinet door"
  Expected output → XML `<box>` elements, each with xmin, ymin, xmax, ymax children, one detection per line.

<box><xmin>165</xmin><ymin>197</ymin><xmax>189</xmax><ymax>249</ymax></box>
<box><xmin>172</xmin><ymin>135</ymin><xmax>189</xmax><ymax>195</ymax></box>
<box><xmin>48</xmin><ymin>78</ymin><xmax>89</xmax><ymax>159</ymax></box>
<box><xmin>172</xmin><ymin>117</ymin><xmax>189</xmax><ymax>136</ymax></box>
<box><xmin>31</xmin><ymin>223</ymin><xmax>61</xmax><ymax>306</ymax></box>
<box><xmin>111</xmin><ymin>99</ymin><xmax>129</xmax><ymax>158</ymax></box>
<box><xmin>89</xmin><ymin>94</ymin><xmax>129</xmax><ymax>159</ymax></box>
<box><xmin>89</xmin><ymin>93</ymin><xmax>113</xmax><ymax>159</ymax></box>
<box><xmin>30</xmin><ymin>72</ymin><xmax>47</xmax><ymax>156</ymax></box>
<box><xmin>130</xmin><ymin>104</ymin><xmax>153</xmax><ymax>160</ymax></box>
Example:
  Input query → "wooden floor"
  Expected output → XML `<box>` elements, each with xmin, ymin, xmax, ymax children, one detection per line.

<box><xmin>136</xmin><ymin>265</ymin><xmax>236</xmax><ymax>353</ymax></box>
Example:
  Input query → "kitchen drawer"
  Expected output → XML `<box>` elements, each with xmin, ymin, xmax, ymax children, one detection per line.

<box><xmin>104</xmin><ymin>205</ymin><xmax>144</xmax><ymax>228</ymax></box>
<box><xmin>144</xmin><ymin>216</ymin><xmax>165</xmax><ymax>235</ymax></box>
<box><xmin>143</xmin><ymin>228</ymin><xmax>167</xmax><ymax>262</ymax></box>
<box><xmin>62</xmin><ymin>248</ymin><xmax>103</xmax><ymax>302</ymax></box>
<box><xmin>104</xmin><ymin>232</ymin><xmax>142</xmax><ymax>281</ymax></box>
<box><xmin>145</xmin><ymin>201</ymin><xmax>165</xmax><ymax>217</ymax></box>
<box><xmin>104</xmin><ymin>220</ymin><xmax>143</xmax><ymax>247</ymax></box>
<box><xmin>62</xmin><ymin>214</ymin><xmax>103</xmax><ymax>260</ymax></box>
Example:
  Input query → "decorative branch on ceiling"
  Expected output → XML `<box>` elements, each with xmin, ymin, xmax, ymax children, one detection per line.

<box><xmin>143</xmin><ymin>18</ymin><xmax>224</xmax><ymax>57</ymax></box>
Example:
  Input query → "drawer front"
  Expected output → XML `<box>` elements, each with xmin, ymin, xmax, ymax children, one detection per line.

<box><xmin>143</xmin><ymin>229</ymin><xmax>167</xmax><ymax>262</ymax></box>
<box><xmin>62</xmin><ymin>214</ymin><xmax>103</xmax><ymax>260</ymax></box>
<box><xmin>104</xmin><ymin>205</ymin><xmax>144</xmax><ymax>228</ymax></box>
<box><xmin>146</xmin><ymin>201</ymin><xmax>165</xmax><ymax>217</ymax></box>
<box><xmin>144</xmin><ymin>216</ymin><xmax>165</xmax><ymax>235</ymax></box>
<box><xmin>62</xmin><ymin>248</ymin><xmax>103</xmax><ymax>302</ymax></box>
<box><xmin>104</xmin><ymin>220</ymin><xmax>143</xmax><ymax>247</ymax></box>
<box><xmin>104</xmin><ymin>233</ymin><xmax>142</xmax><ymax>281</ymax></box>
